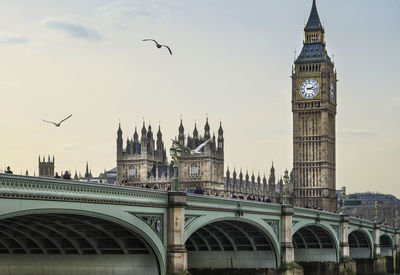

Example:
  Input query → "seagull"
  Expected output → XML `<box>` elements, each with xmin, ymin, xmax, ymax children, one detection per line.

<box><xmin>171</xmin><ymin>138</ymin><xmax>212</xmax><ymax>155</ymax></box>
<box><xmin>42</xmin><ymin>114</ymin><xmax>72</xmax><ymax>127</ymax></box>
<box><xmin>142</xmin><ymin>39</ymin><xmax>172</xmax><ymax>55</ymax></box>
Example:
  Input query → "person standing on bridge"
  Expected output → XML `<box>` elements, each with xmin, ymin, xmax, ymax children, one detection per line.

<box><xmin>4</xmin><ymin>166</ymin><xmax>13</xmax><ymax>174</ymax></box>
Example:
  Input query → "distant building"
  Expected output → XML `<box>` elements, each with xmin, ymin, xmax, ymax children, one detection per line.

<box><xmin>98</xmin><ymin>167</ymin><xmax>117</xmax><ymax>185</ymax></box>
<box><xmin>38</xmin><ymin>155</ymin><xmax>55</xmax><ymax>177</ymax></box>
<box><xmin>224</xmin><ymin>164</ymin><xmax>294</xmax><ymax>203</ymax></box>
<box><xmin>343</xmin><ymin>192</ymin><xmax>400</xmax><ymax>227</ymax></box>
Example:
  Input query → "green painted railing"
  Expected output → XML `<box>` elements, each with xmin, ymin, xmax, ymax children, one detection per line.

<box><xmin>0</xmin><ymin>173</ymin><xmax>168</xmax><ymax>207</ymax></box>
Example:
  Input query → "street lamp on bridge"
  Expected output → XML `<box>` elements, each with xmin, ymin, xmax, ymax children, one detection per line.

<box><xmin>283</xmin><ymin>169</ymin><xmax>290</xmax><ymax>205</ymax></box>
<box><xmin>170</xmin><ymin>141</ymin><xmax>183</xmax><ymax>191</ymax></box>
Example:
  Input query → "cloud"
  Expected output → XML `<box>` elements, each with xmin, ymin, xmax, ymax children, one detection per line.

<box><xmin>96</xmin><ymin>0</ymin><xmax>183</xmax><ymax>30</ymax></box>
<box><xmin>0</xmin><ymin>33</ymin><xmax>28</xmax><ymax>44</ymax></box>
<box><xmin>339</xmin><ymin>128</ymin><xmax>381</xmax><ymax>137</ymax></box>
<box><xmin>42</xmin><ymin>18</ymin><xmax>102</xmax><ymax>41</ymax></box>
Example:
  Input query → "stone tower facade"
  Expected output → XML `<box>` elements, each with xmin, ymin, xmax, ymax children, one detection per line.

<box><xmin>177</xmin><ymin>119</ymin><xmax>224</xmax><ymax>195</ymax></box>
<box><xmin>38</xmin><ymin>155</ymin><xmax>55</xmax><ymax>177</ymax></box>
<box><xmin>117</xmin><ymin>123</ymin><xmax>169</xmax><ymax>186</ymax></box>
<box><xmin>116</xmin><ymin>119</ymin><xmax>224</xmax><ymax>193</ymax></box>
<box><xmin>292</xmin><ymin>0</ymin><xmax>337</xmax><ymax>211</ymax></box>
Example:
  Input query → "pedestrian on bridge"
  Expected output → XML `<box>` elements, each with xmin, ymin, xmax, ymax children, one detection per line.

<box><xmin>5</xmin><ymin>166</ymin><xmax>13</xmax><ymax>174</ymax></box>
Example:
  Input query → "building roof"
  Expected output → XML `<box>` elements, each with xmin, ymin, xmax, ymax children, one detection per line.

<box><xmin>304</xmin><ymin>0</ymin><xmax>323</xmax><ymax>31</ymax></box>
<box><xmin>295</xmin><ymin>43</ymin><xmax>330</xmax><ymax>64</ymax></box>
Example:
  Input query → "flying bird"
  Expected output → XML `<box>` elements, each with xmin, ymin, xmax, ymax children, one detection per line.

<box><xmin>42</xmin><ymin>114</ymin><xmax>72</xmax><ymax>127</ymax></box>
<box><xmin>171</xmin><ymin>138</ymin><xmax>212</xmax><ymax>155</ymax></box>
<box><xmin>142</xmin><ymin>39</ymin><xmax>172</xmax><ymax>55</ymax></box>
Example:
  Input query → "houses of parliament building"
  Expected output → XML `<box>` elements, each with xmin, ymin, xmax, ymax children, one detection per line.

<box><xmin>116</xmin><ymin>118</ymin><xmax>294</xmax><ymax>204</ymax></box>
<box><xmin>116</xmin><ymin>0</ymin><xmax>337</xmax><ymax>212</ymax></box>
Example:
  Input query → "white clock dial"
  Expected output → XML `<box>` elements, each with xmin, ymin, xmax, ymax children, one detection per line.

<box><xmin>330</xmin><ymin>81</ymin><xmax>335</xmax><ymax>101</ymax></box>
<box><xmin>300</xmin><ymin>79</ymin><xmax>319</xmax><ymax>99</ymax></box>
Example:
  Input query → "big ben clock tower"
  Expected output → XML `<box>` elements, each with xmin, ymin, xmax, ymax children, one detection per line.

<box><xmin>292</xmin><ymin>0</ymin><xmax>337</xmax><ymax>212</ymax></box>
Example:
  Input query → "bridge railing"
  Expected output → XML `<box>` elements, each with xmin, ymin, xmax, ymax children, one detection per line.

<box><xmin>186</xmin><ymin>193</ymin><xmax>282</xmax><ymax>215</ymax></box>
<box><xmin>0</xmin><ymin>173</ymin><xmax>168</xmax><ymax>207</ymax></box>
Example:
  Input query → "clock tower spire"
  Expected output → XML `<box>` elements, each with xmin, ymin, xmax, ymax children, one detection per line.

<box><xmin>292</xmin><ymin>0</ymin><xmax>337</xmax><ymax>212</ymax></box>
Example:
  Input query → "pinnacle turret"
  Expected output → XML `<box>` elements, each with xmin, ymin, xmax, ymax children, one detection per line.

<box><xmin>133</xmin><ymin>127</ymin><xmax>138</xmax><ymax>141</ymax></box>
<box><xmin>157</xmin><ymin>125</ymin><xmax>162</xmax><ymax>140</ymax></box>
<box><xmin>141</xmin><ymin>122</ymin><xmax>147</xmax><ymax>137</ymax></box>
<box><xmin>204</xmin><ymin>117</ymin><xmax>210</xmax><ymax>140</ymax></box>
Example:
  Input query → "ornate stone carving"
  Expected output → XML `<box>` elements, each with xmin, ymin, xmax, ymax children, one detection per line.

<box><xmin>264</xmin><ymin>219</ymin><xmax>279</xmax><ymax>236</ymax></box>
<box><xmin>184</xmin><ymin>215</ymin><xmax>201</xmax><ymax>229</ymax></box>
<box><xmin>133</xmin><ymin>214</ymin><xmax>163</xmax><ymax>241</ymax></box>
<box><xmin>331</xmin><ymin>224</ymin><xmax>339</xmax><ymax>237</ymax></box>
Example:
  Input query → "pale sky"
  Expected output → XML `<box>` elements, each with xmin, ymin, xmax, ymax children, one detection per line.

<box><xmin>0</xmin><ymin>0</ymin><xmax>399</xmax><ymax>197</ymax></box>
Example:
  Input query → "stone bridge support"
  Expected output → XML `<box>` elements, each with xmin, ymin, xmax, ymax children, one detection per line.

<box><xmin>279</xmin><ymin>205</ymin><xmax>303</xmax><ymax>275</ymax></box>
<box><xmin>339</xmin><ymin>215</ymin><xmax>356</xmax><ymax>274</ymax></box>
<box><xmin>395</xmin><ymin>230</ymin><xmax>400</xmax><ymax>273</ymax></box>
<box><xmin>372</xmin><ymin>224</ymin><xmax>386</xmax><ymax>274</ymax></box>
<box><xmin>167</xmin><ymin>192</ymin><xmax>187</xmax><ymax>275</ymax></box>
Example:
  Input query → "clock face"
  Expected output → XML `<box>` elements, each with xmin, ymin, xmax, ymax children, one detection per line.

<box><xmin>300</xmin><ymin>79</ymin><xmax>319</xmax><ymax>99</ymax></box>
<box><xmin>330</xmin><ymin>81</ymin><xmax>335</xmax><ymax>101</ymax></box>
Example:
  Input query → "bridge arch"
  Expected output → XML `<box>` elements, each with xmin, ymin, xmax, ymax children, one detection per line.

<box><xmin>292</xmin><ymin>221</ymin><xmax>340</xmax><ymax>263</ymax></box>
<box><xmin>0</xmin><ymin>208</ymin><xmax>165</xmax><ymax>275</ymax></box>
<box><xmin>348</xmin><ymin>228</ymin><xmax>373</xmax><ymax>259</ymax></box>
<box><xmin>380</xmin><ymin>233</ymin><xmax>394</xmax><ymax>257</ymax></box>
<box><xmin>184</xmin><ymin>216</ymin><xmax>280</xmax><ymax>270</ymax></box>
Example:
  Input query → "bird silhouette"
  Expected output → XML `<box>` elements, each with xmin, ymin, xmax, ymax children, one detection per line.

<box><xmin>142</xmin><ymin>39</ymin><xmax>172</xmax><ymax>55</ymax></box>
<box><xmin>42</xmin><ymin>114</ymin><xmax>72</xmax><ymax>127</ymax></box>
<box><xmin>171</xmin><ymin>138</ymin><xmax>212</xmax><ymax>154</ymax></box>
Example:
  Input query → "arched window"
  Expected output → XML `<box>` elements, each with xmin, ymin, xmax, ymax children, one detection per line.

<box><xmin>190</xmin><ymin>163</ymin><xmax>199</xmax><ymax>178</ymax></box>
<box><xmin>128</xmin><ymin>166</ymin><xmax>135</xmax><ymax>178</ymax></box>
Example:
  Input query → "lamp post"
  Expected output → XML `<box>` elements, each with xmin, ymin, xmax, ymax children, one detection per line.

<box><xmin>283</xmin><ymin>169</ymin><xmax>289</xmax><ymax>205</ymax></box>
<box><xmin>341</xmin><ymin>186</ymin><xmax>346</xmax><ymax>214</ymax></box>
<box><xmin>374</xmin><ymin>201</ymin><xmax>378</xmax><ymax>223</ymax></box>
<box><xmin>170</xmin><ymin>141</ymin><xmax>183</xmax><ymax>191</ymax></box>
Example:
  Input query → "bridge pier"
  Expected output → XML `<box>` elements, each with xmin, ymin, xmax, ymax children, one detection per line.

<box><xmin>355</xmin><ymin>223</ymin><xmax>386</xmax><ymax>275</ymax></box>
<box><xmin>393</xmin><ymin>229</ymin><xmax>400</xmax><ymax>273</ymax></box>
<box><xmin>338</xmin><ymin>215</ymin><xmax>356</xmax><ymax>275</ymax></box>
<box><xmin>372</xmin><ymin>224</ymin><xmax>386</xmax><ymax>275</ymax></box>
<box><xmin>279</xmin><ymin>205</ymin><xmax>303</xmax><ymax>275</ymax></box>
<box><xmin>167</xmin><ymin>191</ymin><xmax>187</xmax><ymax>275</ymax></box>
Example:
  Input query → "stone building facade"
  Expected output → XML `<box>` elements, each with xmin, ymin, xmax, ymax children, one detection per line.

<box><xmin>224</xmin><ymin>163</ymin><xmax>294</xmax><ymax>203</ymax></box>
<box><xmin>291</xmin><ymin>0</ymin><xmax>337</xmax><ymax>211</ymax></box>
<box><xmin>38</xmin><ymin>155</ymin><xmax>55</xmax><ymax>177</ymax></box>
<box><xmin>116</xmin><ymin>119</ymin><xmax>225</xmax><ymax>194</ymax></box>
<box><xmin>117</xmin><ymin>122</ymin><xmax>170</xmax><ymax>188</ymax></box>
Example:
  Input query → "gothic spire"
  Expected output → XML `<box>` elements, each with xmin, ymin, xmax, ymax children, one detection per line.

<box><xmin>117</xmin><ymin>123</ymin><xmax>122</xmax><ymax>137</ymax></box>
<box><xmin>304</xmin><ymin>0</ymin><xmax>323</xmax><ymax>32</ymax></box>
<box><xmin>204</xmin><ymin>117</ymin><xmax>210</xmax><ymax>139</ymax></box>
<box><xmin>157</xmin><ymin>125</ymin><xmax>162</xmax><ymax>140</ymax></box>
<box><xmin>141</xmin><ymin>122</ymin><xmax>147</xmax><ymax>137</ymax></box>
<box><xmin>296</xmin><ymin>0</ymin><xmax>330</xmax><ymax>64</ymax></box>
<box><xmin>179</xmin><ymin>119</ymin><xmax>184</xmax><ymax>133</ymax></box>
<box><xmin>133</xmin><ymin>126</ymin><xmax>138</xmax><ymax>141</ymax></box>
<box><xmin>178</xmin><ymin>119</ymin><xmax>185</xmax><ymax>145</ymax></box>
<box><xmin>193</xmin><ymin>123</ymin><xmax>198</xmax><ymax>138</ymax></box>
<box><xmin>218</xmin><ymin>121</ymin><xmax>223</xmax><ymax>135</ymax></box>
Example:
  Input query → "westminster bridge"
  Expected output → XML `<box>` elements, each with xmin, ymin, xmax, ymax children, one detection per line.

<box><xmin>0</xmin><ymin>173</ymin><xmax>399</xmax><ymax>275</ymax></box>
